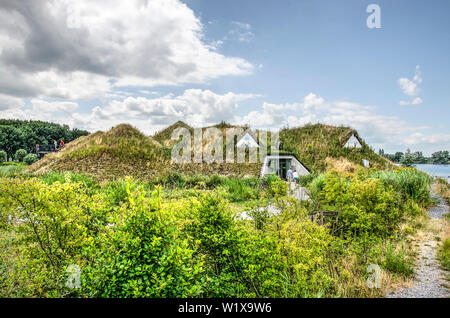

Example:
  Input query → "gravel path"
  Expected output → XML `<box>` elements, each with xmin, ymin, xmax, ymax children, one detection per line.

<box><xmin>387</xmin><ymin>193</ymin><xmax>449</xmax><ymax>298</ymax></box>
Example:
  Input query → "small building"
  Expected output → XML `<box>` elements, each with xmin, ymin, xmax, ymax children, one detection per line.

<box><xmin>344</xmin><ymin>134</ymin><xmax>362</xmax><ymax>149</ymax></box>
<box><xmin>260</xmin><ymin>154</ymin><xmax>310</xmax><ymax>179</ymax></box>
<box><xmin>236</xmin><ymin>131</ymin><xmax>260</xmax><ymax>148</ymax></box>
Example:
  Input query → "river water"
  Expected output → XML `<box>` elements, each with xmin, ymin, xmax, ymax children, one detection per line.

<box><xmin>414</xmin><ymin>164</ymin><xmax>450</xmax><ymax>181</ymax></box>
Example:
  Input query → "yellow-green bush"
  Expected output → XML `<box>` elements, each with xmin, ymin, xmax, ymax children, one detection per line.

<box><xmin>320</xmin><ymin>171</ymin><xmax>402</xmax><ymax>239</ymax></box>
<box><xmin>82</xmin><ymin>182</ymin><xmax>205</xmax><ymax>298</ymax></box>
<box><xmin>0</xmin><ymin>177</ymin><xmax>108</xmax><ymax>296</ymax></box>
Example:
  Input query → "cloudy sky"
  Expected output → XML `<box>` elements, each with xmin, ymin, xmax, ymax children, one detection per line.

<box><xmin>0</xmin><ymin>0</ymin><xmax>449</xmax><ymax>155</ymax></box>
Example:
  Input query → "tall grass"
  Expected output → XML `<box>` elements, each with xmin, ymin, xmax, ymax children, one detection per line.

<box><xmin>434</xmin><ymin>178</ymin><xmax>450</xmax><ymax>204</ymax></box>
<box><xmin>147</xmin><ymin>172</ymin><xmax>264</xmax><ymax>202</ymax></box>
<box><xmin>372</xmin><ymin>168</ymin><xmax>433</xmax><ymax>206</ymax></box>
<box><xmin>0</xmin><ymin>164</ymin><xmax>24</xmax><ymax>177</ymax></box>
<box><xmin>438</xmin><ymin>238</ymin><xmax>450</xmax><ymax>271</ymax></box>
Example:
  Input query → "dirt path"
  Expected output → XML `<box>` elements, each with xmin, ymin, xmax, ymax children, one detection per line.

<box><xmin>387</xmin><ymin>193</ymin><xmax>449</xmax><ymax>298</ymax></box>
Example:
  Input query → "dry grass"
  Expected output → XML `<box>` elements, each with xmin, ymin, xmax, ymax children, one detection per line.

<box><xmin>433</xmin><ymin>180</ymin><xmax>450</xmax><ymax>204</ymax></box>
<box><xmin>333</xmin><ymin>249</ymin><xmax>413</xmax><ymax>298</ymax></box>
<box><xmin>325</xmin><ymin>157</ymin><xmax>359</xmax><ymax>173</ymax></box>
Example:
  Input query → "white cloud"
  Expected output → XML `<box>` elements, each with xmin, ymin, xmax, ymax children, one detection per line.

<box><xmin>1</xmin><ymin>89</ymin><xmax>447</xmax><ymax>154</ymax></box>
<box><xmin>398</xmin><ymin>65</ymin><xmax>423</xmax><ymax>105</ymax></box>
<box><xmin>411</xmin><ymin>97</ymin><xmax>423</xmax><ymax>105</ymax></box>
<box><xmin>0</xmin><ymin>93</ymin><xmax>25</xmax><ymax>110</ymax></box>
<box><xmin>229</xmin><ymin>21</ymin><xmax>254</xmax><ymax>42</ymax></box>
<box><xmin>234</xmin><ymin>93</ymin><xmax>326</xmax><ymax>128</ymax></box>
<box><xmin>398</xmin><ymin>78</ymin><xmax>419</xmax><ymax>97</ymax></box>
<box><xmin>0</xmin><ymin>0</ymin><xmax>253</xmax><ymax>101</ymax></box>
<box><xmin>233</xmin><ymin>92</ymin><xmax>447</xmax><ymax>154</ymax></box>
<box><xmin>56</xmin><ymin>89</ymin><xmax>260</xmax><ymax>132</ymax></box>
<box><xmin>31</xmin><ymin>99</ymin><xmax>78</xmax><ymax>113</ymax></box>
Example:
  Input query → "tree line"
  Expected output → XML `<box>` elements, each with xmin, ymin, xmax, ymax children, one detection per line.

<box><xmin>379</xmin><ymin>148</ymin><xmax>450</xmax><ymax>166</ymax></box>
<box><xmin>0</xmin><ymin>119</ymin><xmax>89</xmax><ymax>160</ymax></box>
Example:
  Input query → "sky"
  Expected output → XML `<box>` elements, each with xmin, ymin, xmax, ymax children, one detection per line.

<box><xmin>0</xmin><ymin>0</ymin><xmax>449</xmax><ymax>155</ymax></box>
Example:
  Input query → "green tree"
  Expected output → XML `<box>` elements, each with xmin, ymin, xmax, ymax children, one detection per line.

<box><xmin>394</xmin><ymin>152</ymin><xmax>404</xmax><ymax>163</ymax></box>
<box><xmin>431</xmin><ymin>151</ymin><xmax>450</xmax><ymax>164</ymax></box>
<box><xmin>0</xmin><ymin>126</ymin><xmax>22</xmax><ymax>159</ymax></box>
<box><xmin>14</xmin><ymin>149</ymin><xmax>28</xmax><ymax>162</ymax></box>
<box><xmin>0</xmin><ymin>119</ymin><xmax>89</xmax><ymax>157</ymax></box>
<box><xmin>24</xmin><ymin>154</ymin><xmax>38</xmax><ymax>165</ymax></box>
<box><xmin>0</xmin><ymin>150</ymin><xmax>6</xmax><ymax>162</ymax></box>
<box><xmin>400</xmin><ymin>149</ymin><xmax>415</xmax><ymax>167</ymax></box>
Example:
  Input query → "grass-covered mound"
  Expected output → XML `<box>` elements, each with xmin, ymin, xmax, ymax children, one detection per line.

<box><xmin>27</xmin><ymin>123</ymin><xmax>261</xmax><ymax>181</ymax></box>
<box><xmin>153</xmin><ymin>120</ymin><xmax>194</xmax><ymax>147</ymax></box>
<box><xmin>27</xmin><ymin>121</ymin><xmax>391</xmax><ymax>181</ymax></box>
<box><xmin>279</xmin><ymin>123</ymin><xmax>391</xmax><ymax>172</ymax></box>
<box><xmin>27</xmin><ymin>124</ymin><xmax>167</xmax><ymax>180</ymax></box>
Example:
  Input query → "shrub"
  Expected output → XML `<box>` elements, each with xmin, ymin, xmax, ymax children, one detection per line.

<box><xmin>271</xmin><ymin>214</ymin><xmax>335</xmax><ymax>297</ymax></box>
<box><xmin>321</xmin><ymin>171</ymin><xmax>402</xmax><ymax>239</ymax></box>
<box><xmin>0</xmin><ymin>150</ymin><xmax>6</xmax><ymax>163</ymax></box>
<box><xmin>14</xmin><ymin>149</ymin><xmax>27</xmax><ymax>162</ymax></box>
<box><xmin>23</xmin><ymin>154</ymin><xmax>38</xmax><ymax>165</ymax></box>
<box><xmin>261</xmin><ymin>174</ymin><xmax>287</xmax><ymax>197</ymax></box>
<box><xmin>438</xmin><ymin>238</ymin><xmax>450</xmax><ymax>271</ymax></box>
<box><xmin>307</xmin><ymin>173</ymin><xmax>327</xmax><ymax>201</ymax></box>
<box><xmin>82</xmin><ymin>181</ymin><xmax>204</xmax><ymax>297</ymax></box>
<box><xmin>182</xmin><ymin>190</ymin><xmax>245</xmax><ymax>296</ymax></box>
<box><xmin>103</xmin><ymin>179</ymin><xmax>130</xmax><ymax>205</ymax></box>
<box><xmin>0</xmin><ymin>177</ymin><xmax>108</xmax><ymax>296</ymax></box>
<box><xmin>298</xmin><ymin>173</ymin><xmax>315</xmax><ymax>186</ymax></box>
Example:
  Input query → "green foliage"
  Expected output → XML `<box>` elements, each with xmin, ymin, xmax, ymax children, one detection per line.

<box><xmin>298</xmin><ymin>173</ymin><xmax>316</xmax><ymax>186</ymax></box>
<box><xmin>14</xmin><ymin>149</ymin><xmax>28</xmax><ymax>162</ymax></box>
<box><xmin>279</xmin><ymin>123</ymin><xmax>389</xmax><ymax>171</ymax></box>
<box><xmin>0</xmin><ymin>160</ymin><xmax>434</xmax><ymax>298</ymax></box>
<box><xmin>182</xmin><ymin>190</ymin><xmax>244</xmax><ymax>296</ymax></box>
<box><xmin>83</xmin><ymin>181</ymin><xmax>204</xmax><ymax>297</ymax></box>
<box><xmin>321</xmin><ymin>171</ymin><xmax>402</xmax><ymax>238</ymax></box>
<box><xmin>431</xmin><ymin>150</ymin><xmax>450</xmax><ymax>164</ymax></box>
<box><xmin>382</xmin><ymin>244</ymin><xmax>414</xmax><ymax>277</ymax></box>
<box><xmin>261</xmin><ymin>174</ymin><xmax>287</xmax><ymax>197</ymax></box>
<box><xmin>0</xmin><ymin>164</ymin><xmax>23</xmax><ymax>178</ymax></box>
<box><xmin>0</xmin><ymin>150</ymin><xmax>6</xmax><ymax>162</ymax></box>
<box><xmin>103</xmin><ymin>179</ymin><xmax>130</xmax><ymax>205</ymax></box>
<box><xmin>152</xmin><ymin>173</ymin><xmax>262</xmax><ymax>203</ymax></box>
<box><xmin>400</xmin><ymin>149</ymin><xmax>415</xmax><ymax>167</ymax></box>
<box><xmin>218</xmin><ymin>178</ymin><xmax>261</xmax><ymax>202</ymax></box>
<box><xmin>372</xmin><ymin>168</ymin><xmax>432</xmax><ymax>206</ymax></box>
<box><xmin>181</xmin><ymin>190</ymin><xmax>334</xmax><ymax>297</ymax></box>
<box><xmin>438</xmin><ymin>238</ymin><xmax>450</xmax><ymax>271</ymax></box>
<box><xmin>0</xmin><ymin>177</ymin><xmax>107</xmax><ymax>296</ymax></box>
<box><xmin>23</xmin><ymin>153</ymin><xmax>38</xmax><ymax>165</ymax></box>
<box><xmin>384</xmin><ymin>150</ymin><xmax>449</xmax><ymax>164</ymax></box>
<box><xmin>68</xmin><ymin>124</ymin><xmax>162</xmax><ymax>163</ymax></box>
<box><xmin>0</xmin><ymin>119</ymin><xmax>88</xmax><ymax>158</ymax></box>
